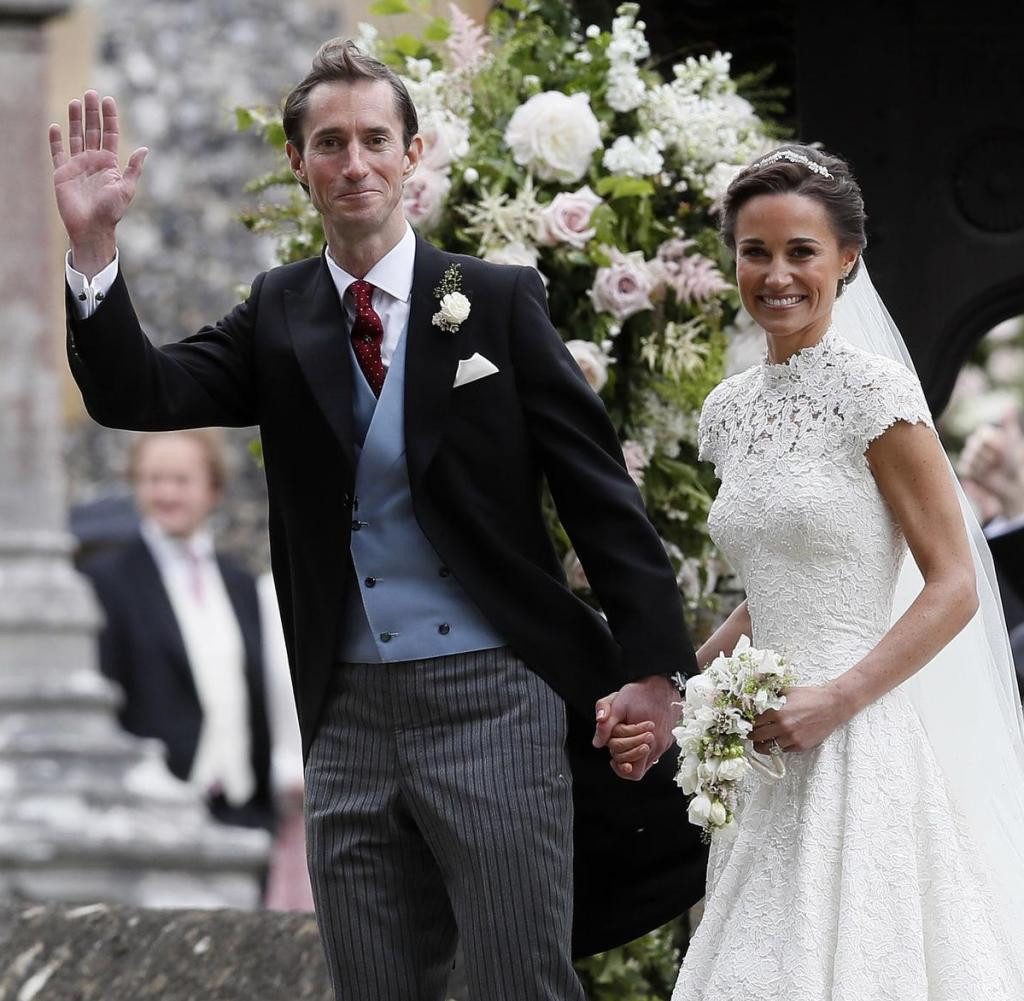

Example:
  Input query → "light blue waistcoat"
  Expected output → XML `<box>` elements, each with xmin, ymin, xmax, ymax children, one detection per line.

<box><xmin>336</xmin><ymin>324</ymin><xmax>507</xmax><ymax>664</ymax></box>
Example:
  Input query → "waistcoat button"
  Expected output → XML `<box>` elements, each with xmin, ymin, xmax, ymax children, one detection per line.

<box><xmin>439</xmin><ymin>567</ymin><xmax>451</xmax><ymax>578</ymax></box>
<box><xmin>365</xmin><ymin>576</ymin><xmax>377</xmax><ymax>588</ymax></box>
<box><xmin>380</xmin><ymin>631</ymin><xmax>393</xmax><ymax>643</ymax></box>
<box><xmin>438</xmin><ymin>623</ymin><xmax>451</xmax><ymax>635</ymax></box>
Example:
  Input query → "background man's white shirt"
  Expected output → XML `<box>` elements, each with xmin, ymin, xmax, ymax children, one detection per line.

<box><xmin>140</xmin><ymin>518</ymin><xmax>254</xmax><ymax>807</ymax></box>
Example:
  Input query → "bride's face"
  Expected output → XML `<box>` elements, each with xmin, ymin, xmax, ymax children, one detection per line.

<box><xmin>733</xmin><ymin>192</ymin><xmax>858</xmax><ymax>358</ymax></box>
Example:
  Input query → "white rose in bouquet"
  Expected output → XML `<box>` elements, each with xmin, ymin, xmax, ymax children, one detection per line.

<box><xmin>403</xmin><ymin>168</ymin><xmax>452</xmax><ymax>231</ymax></box>
<box><xmin>590</xmin><ymin>248</ymin><xmax>656</xmax><ymax>322</ymax></box>
<box><xmin>504</xmin><ymin>90</ymin><xmax>602</xmax><ymax>183</ymax></box>
<box><xmin>717</xmin><ymin>756</ymin><xmax>752</xmax><ymax>782</ymax></box>
<box><xmin>535</xmin><ymin>185</ymin><xmax>603</xmax><ymax>249</ymax></box>
<box><xmin>685</xmin><ymin>672</ymin><xmax>716</xmax><ymax>709</ymax></box>
<box><xmin>687</xmin><ymin>792</ymin><xmax>713</xmax><ymax>826</ymax></box>
<box><xmin>707</xmin><ymin>798</ymin><xmax>728</xmax><ymax>827</ymax></box>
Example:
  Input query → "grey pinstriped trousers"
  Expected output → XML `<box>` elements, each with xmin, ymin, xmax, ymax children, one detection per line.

<box><xmin>304</xmin><ymin>647</ymin><xmax>587</xmax><ymax>1001</ymax></box>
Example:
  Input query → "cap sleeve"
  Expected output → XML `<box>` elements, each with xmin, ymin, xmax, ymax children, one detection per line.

<box><xmin>698</xmin><ymin>380</ymin><xmax>731</xmax><ymax>476</ymax></box>
<box><xmin>847</xmin><ymin>358</ymin><xmax>934</xmax><ymax>454</ymax></box>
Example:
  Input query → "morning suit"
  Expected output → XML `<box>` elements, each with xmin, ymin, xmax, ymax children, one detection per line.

<box><xmin>80</xmin><ymin>534</ymin><xmax>274</xmax><ymax>831</ymax></box>
<box><xmin>66</xmin><ymin>234</ymin><xmax>708</xmax><ymax>966</ymax></box>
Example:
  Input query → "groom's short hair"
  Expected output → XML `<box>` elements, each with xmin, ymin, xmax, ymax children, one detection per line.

<box><xmin>283</xmin><ymin>38</ymin><xmax>419</xmax><ymax>153</ymax></box>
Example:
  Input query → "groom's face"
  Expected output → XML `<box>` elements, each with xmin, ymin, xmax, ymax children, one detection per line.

<box><xmin>287</xmin><ymin>79</ymin><xmax>421</xmax><ymax>244</ymax></box>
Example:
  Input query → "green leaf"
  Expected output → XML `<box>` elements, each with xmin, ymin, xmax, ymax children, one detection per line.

<box><xmin>369</xmin><ymin>0</ymin><xmax>411</xmax><ymax>14</ymax></box>
<box><xmin>235</xmin><ymin>107</ymin><xmax>256</xmax><ymax>132</ymax></box>
<box><xmin>392</xmin><ymin>33</ymin><xmax>423</xmax><ymax>57</ymax></box>
<box><xmin>424</xmin><ymin>16</ymin><xmax>451</xmax><ymax>42</ymax></box>
<box><xmin>595</xmin><ymin>176</ymin><xmax>656</xmax><ymax>200</ymax></box>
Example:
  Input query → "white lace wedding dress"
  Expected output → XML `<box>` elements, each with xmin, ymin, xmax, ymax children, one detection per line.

<box><xmin>673</xmin><ymin>328</ymin><xmax>1024</xmax><ymax>1000</ymax></box>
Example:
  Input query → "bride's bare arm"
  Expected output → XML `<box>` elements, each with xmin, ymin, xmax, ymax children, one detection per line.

<box><xmin>696</xmin><ymin>599</ymin><xmax>752</xmax><ymax>670</ymax></box>
<box><xmin>751</xmin><ymin>420</ymin><xmax>977</xmax><ymax>753</ymax></box>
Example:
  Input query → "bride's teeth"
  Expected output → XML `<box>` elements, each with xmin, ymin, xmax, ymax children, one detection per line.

<box><xmin>763</xmin><ymin>296</ymin><xmax>803</xmax><ymax>306</ymax></box>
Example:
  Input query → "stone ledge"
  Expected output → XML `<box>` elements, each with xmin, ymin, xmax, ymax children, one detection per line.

<box><xmin>0</xmin><ymin>904</ymin><xmax>333</xmax><ymax>1001</ymax></box>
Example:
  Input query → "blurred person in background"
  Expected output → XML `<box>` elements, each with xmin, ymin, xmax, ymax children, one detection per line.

<box><xmin>81</xmin><ymin>430</ymin><xmax>275</xmax><ymax>832</ymax></box>
<box><xmin>961</xmin><ymin>407</ymin><xmax>1024</xmax><ymax>686</ymax></box>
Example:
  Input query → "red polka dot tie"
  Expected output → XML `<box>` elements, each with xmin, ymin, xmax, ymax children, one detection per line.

<box><xmin>348</xmin><ymin>279</ymin><xmax>386</xmax><ymax>397</ymax></box>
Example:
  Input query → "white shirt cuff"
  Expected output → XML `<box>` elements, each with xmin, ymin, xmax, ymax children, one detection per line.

<box><xmin>66</xmin><ymin>249</ymin><xmax>119</xmax><ymax>319</ymax></box>
<box><xmin>986</xmin><ymin>513</ymin><xmax>1024</xmax><ymax>539</ymax></box>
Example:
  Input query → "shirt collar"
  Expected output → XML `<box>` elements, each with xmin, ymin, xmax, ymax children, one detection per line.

<box><xmin>140</xmin><ymin>518</ymin><xmax>215</xmax><ymax>568</ymax></box>
<box><xmin>325</xmin><ymin>223</ymin><xmax>416</xmax><ymax>305</ymax></box>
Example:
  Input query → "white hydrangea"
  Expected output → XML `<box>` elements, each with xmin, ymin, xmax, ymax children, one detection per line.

<box><xmin>639</xmin><ymin>52</ymin><xmax>769</xmax><ymax>173</ymax></box>
<box><xmin>354</xmin><ymin>22</ymin><xmax>380</xmax><ymax>58</ymax></box>
<box><xmin>607</xmin><ymin>63</ymin><xmax>646</xmax><ymax>113</ymax></box>
<box><xmin>602</xmin><ymin>132</ymin><xmax>665</xmax><ymax>177</ymax></box>
<box><xmin>703</xmin><ymin>161</ymin><xmax>746</xmax><ymax>208</ymax></box>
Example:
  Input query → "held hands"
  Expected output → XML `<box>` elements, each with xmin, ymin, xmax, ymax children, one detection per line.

<box><xmin>49</xmin><ymin>91</ymin><xmax>147</xmax><ymax>277</ymax></box>
<box><xmin>593</xmin><ymin>675</ymin><xmax>679</xmax><ymax>781</ymax></box>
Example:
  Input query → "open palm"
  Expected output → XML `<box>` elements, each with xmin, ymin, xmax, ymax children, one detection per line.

<box><xmin>49</xmin><ymin>91</ymin><xmax>147</xmax><ymax>245</ymax></box>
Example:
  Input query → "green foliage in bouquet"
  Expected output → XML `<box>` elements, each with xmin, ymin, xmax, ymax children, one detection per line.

<box><xmin>238</xmin><ymin>1</ymin><xmax>784</xmax><ymax>992</ymax></box>
<box><xmin>239</xmin><ymin>1</ymin><xmax>783</xmax><ymax>631</ymax></box>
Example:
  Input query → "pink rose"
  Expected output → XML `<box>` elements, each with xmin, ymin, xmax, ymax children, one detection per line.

<box><xmin>590</xmin><ymin>248</ymin><xmax>656</xmax><ymax>322</ymax></box>
<box><xmin>565</xmin><ymin>339</ymin><xmax>610</xmax><ymax>393</ymax></box>
<box><xmin>536</xmin><ymin>185</ymin><xmax>603</xmax><ymax>249</ymax></box>
<box><xmin>621</xmin><ymin>439</ymin><xmax>649</xmax><ymax>487</ymax></box>
<box><xmin>403</xmin><ymin>168</ymin><xmax>452</xmax><ymax>231</ymax></box>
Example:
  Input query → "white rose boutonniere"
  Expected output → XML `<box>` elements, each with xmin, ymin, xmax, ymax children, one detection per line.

<box><xmin>432</xmin><ymin>263</ymin><xmax>471</xmax><ymax>333</ymax></box>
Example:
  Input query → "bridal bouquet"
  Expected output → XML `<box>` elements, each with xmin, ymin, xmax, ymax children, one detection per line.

<box><xmin>673</xmin><ymin>635</ymin><xmax>794</xmax><ymax>837</ymax></box>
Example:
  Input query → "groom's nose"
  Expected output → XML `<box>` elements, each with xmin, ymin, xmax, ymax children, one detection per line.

<box><xmin>341</xmin><ymin>143</ymin><xmax>370</xmax><ymax>180</ymax></box>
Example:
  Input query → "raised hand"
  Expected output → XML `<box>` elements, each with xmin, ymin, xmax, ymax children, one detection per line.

<box><xmin>49</xmin><ymin>90</ymin><xmax>148</xmax><ymax>278</ymax></box>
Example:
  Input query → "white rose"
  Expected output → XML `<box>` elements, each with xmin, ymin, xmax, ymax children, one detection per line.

<box><xmin>684</xmin><ymin>672</ymin><xmax>716</xmax><ymax>709</ymax></box>
<box><xmin>439</xmin><ymin>292</ymin><xmax>471</xmax><ymax>327</ymax></box>
<box><xmin>687</xmin><ymin>792</ymin><xmax>713</xmax><ymax>826</ymax></box>
<box><xmin>503</xmin><ymin>90</ymin><xmax>603</xmax><ymax>183</ymax></box>
<box><xmin>590</xmin><ymin>248</ymin><xmax>656</xmax><ymax>322</ymax></box>
<box><xmin>675</xmin><ymin>755</ymin><xmax>699</xmax><ymax>795</ymax></box>
<box><xmin>535</xmin><ymin>185</ymin><xmax>603</xmax><ymax>249</ymax></box>
<box><xmin>697</xmin><ymin>757</ymin><xmax>720</xmax><ymax>783</ymax></box>
<box><xmin>565</xmin><ymin>339</ymin><xmax>609</xmax><ymax>392</ymax></box>
<box><xmin>403</xmin><ymin>168</ymin><xmax>451</xmax><ymax>231</ymax></box>
<box><xmin>707</xmin><ymin>798</ymin><xmax>728</xmax><ymax>827</ymax></box>
<box><xmin>717</xmin><ymin>756</ymin><xmax>751</xmax><ymax>782</ymax></box>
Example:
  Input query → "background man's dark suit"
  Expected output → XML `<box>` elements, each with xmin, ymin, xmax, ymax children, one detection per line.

<box><xmin>987</xmin><ymin>526</ymin><xmax>1024</xmax><ymax>686</ymax></box>
<box><xmin>81</xmin><ymin>535</ymin><xmax>274</xmax><ymax>831</ymax></box>
<box><xmin>67</xmin><ymin>236</ymin><xmax>708</xmax><ymax>955</ymax></box>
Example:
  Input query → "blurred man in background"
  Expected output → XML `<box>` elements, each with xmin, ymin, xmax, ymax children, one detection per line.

<box><xmin>81</xmin><ymin>430</ymin><xmax>274</xmax><ymax>832</ymax></box>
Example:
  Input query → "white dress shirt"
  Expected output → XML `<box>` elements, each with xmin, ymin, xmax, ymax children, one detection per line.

<box><xmin>140</xmin><ymin>519</ymin><xmax>254</xmax><ymax>807</ymax></box>
<box><xmin>66</xmin><ymin>223</ymin><xmax>417</xmax><ymax>368</ymax></box>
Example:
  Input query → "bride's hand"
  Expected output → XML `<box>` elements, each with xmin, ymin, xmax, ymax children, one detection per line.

<box><xmin>749</xmin><ymin>685</ymin><xmax>849</xmax><ymax>754</ymax></box>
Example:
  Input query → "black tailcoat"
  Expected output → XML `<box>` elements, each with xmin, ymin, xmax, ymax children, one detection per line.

<box><xmin>67</xmin><ymin>236</ymin><xmax>707</xmax><ymax>954</ymax></box>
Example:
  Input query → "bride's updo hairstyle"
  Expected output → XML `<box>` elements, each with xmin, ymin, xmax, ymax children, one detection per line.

<box><xmin>719</xmin><ymin>144</ymin><xmax>867</xmax><ymax>296</ymax></box>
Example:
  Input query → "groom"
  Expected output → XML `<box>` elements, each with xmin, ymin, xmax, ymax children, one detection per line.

<box><xmin>53</xmin><ymin>39</ymin><xmax>705</xmax><ymax>1000</ymax></box>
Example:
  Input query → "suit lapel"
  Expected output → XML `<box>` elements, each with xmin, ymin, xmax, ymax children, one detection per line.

<box><xmin>285</xmin><ymin>256</ymin><xmax>356</xmax><ymax>470</ymax></box>
<box><xmin>405</xmin><ymin>237</ymin><xmax>465</xmax><ymax>488</ymax></box>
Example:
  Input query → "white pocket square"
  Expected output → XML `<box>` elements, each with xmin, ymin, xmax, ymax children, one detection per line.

<box><xmin>453</xmin><ymin>352</ymin><xmax>499</xmax><ymax>388</ymax></box>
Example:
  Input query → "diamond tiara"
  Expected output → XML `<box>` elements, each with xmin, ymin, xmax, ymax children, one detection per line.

<box><xmin>753</xmin><ymin>150</ymin><xmax>832</xmax><ymax>179</ymax></box>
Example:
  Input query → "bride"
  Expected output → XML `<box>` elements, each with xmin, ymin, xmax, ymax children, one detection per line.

<box><xmin>608</xmin><ymin>144</ymin><xmax>1024</xmax><ymax>998</ymax></box>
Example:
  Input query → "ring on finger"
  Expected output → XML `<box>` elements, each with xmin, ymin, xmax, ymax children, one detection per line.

<box><xmin>768</xmin><ymin>738</ymin><xmax>784</xmax><ymax>755</ymax></box>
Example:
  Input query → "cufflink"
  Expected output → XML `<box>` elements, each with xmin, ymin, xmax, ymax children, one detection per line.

<box><xmin>78</xmin><ymin>293</ymin><xmax>87</xmax><ymax>301</ymax></box>
<box><xmin>96</xmin><ymin>292</ymin><xmax>105</xmax><ymax>301</ymax></box>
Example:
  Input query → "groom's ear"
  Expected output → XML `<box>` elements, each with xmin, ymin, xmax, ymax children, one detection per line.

<box><xmin>286</xmin><ymin>140</ymin><xmax>306</xmax><ymax>182</ymax></box>
<box><xmin>402</xmin><ymin>134</ymin><xmax>424</xmax><ymax>180</ymax></box>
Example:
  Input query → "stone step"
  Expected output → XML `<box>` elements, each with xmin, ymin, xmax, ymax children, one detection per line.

<box><xmin>0</xmin><ymin>904</ymin><xmax>334</xmax><ymax>1000</ymax></box>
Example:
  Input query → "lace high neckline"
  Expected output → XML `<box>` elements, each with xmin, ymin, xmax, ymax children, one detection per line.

<box><xmin>761</xmin><ymin>327</ymin><xmax>837</xmax><ymax>389</ymax></box>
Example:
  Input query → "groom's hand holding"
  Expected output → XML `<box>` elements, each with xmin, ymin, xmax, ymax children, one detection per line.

<box><xmin>593</xmin><ymin>675</ymin><xmax>678</xmax><ymax>781</ymax></box>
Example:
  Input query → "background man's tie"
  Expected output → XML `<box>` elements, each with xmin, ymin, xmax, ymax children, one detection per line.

<box><xmin>348</xmin><ymin>279</ymin><xmax>386</xmax><ymax>396</ymax></box>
